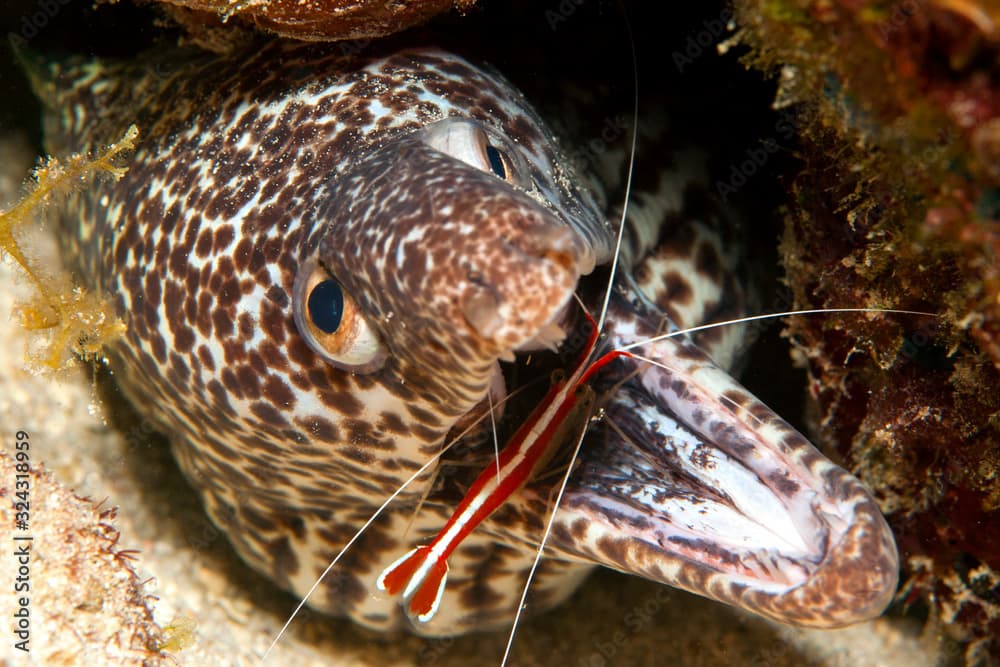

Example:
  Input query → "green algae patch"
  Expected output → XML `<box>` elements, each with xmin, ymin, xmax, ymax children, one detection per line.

<box><xmin>0</xmin><ymin>125</ymin><xmax>137</xmax><ymax>370</ymax></box>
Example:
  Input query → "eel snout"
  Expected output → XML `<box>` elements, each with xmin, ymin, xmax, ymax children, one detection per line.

<box><xmin>456</xmin><ymin>216</ymin><xmax>585</xmax><ymax>357</ymax></box>
<box><xmin>315</xmin><ymin>133</ymin><xmax>591</xmax><ymax>367</ymax></box>
<box><xmin>509</xmin><ymin>292</ymin><xmax>898</xmax><ymax>628</ymax></box>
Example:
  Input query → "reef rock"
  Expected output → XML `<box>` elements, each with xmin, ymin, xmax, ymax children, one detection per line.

<box><xmin>731</xmin><ymin>0</ymin><xmax>1000</xmax><ymax>663</ymax></box>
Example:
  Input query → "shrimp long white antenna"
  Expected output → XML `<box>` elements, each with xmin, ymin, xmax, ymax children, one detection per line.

<box><xmin>489</xmin><ymin>389</ymin><xmax>501</xmax><ymax>481</ymax></box>
<box><xmin>261</xmin><ymin>453</ymin><xmax>443</xmax><ymax>662</ymax></box>
<box><xmin>500</xmin><ymin>403</ymin><xmax>592</xmax><ymax>667</ymax></box>
<box><xmin>261</xmin><ymin>382</ymin><xmax>530</xmax><ymax>662</ymax></box>
<box><xmin>595</xmin><ymin>0</ymin><xmax>639</xmax><ymax>334</ymax></box>
<box><xmin>503</xmin><ymin>2</ymin><xmax>640</xmax><ymax>664</ymax></box>
<box><xmin>617</xmin><ymin>307</ymin><xmax>939</xmax><ymax>352</ymax></box>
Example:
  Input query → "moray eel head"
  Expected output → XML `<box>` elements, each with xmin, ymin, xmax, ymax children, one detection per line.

<box><xmin>293</xmin><ymin>115</ymin><xmax>898</xmax><ymax>631</ymax></box>
<box><xmin>294</xmin><ymin>120</ymin><xmax>593</xmax><ymax>419</ymax></box>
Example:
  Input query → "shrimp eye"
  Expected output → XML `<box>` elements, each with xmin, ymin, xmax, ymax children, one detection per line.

<box><xmin>485</xmin><ymin>144</ymin><xmax>509</xmax><ymax>180</ymax></box>
<box><xmin>292</xmin><ymin>262</ymin><xmax>386</xmax><ymax>373</ymax></box>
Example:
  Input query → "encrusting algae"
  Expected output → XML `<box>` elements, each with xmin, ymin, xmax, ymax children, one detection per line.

<box><xmin>0</xmin><ymin>456</ymin><xmax>167</xmax><ymax>666</ymax></box>
<box><xmin>156</xmin><ymin>614</ymin><xmax>198</xmax><ymax>653</ymax></box>
<box><xmin>728</xmin><ymin>0</ymin><xmax>1000</xmax><ymax>662</ymax></box>
<box><xmin>0</xmin><ymin>125</ymin><xmax>137</xmax><ymax>370</ymax></box>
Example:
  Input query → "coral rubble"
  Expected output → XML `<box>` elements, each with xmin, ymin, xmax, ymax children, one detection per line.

<box><xmin>0</xmin><ymin>454</ymin><xmax>166</xmax><ymax>665</ymax></box>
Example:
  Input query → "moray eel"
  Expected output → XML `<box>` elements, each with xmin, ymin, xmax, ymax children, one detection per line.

<box><xmin>25</xmin><ymin>40</ymin><xmax>898</xmax><ymax>636</ymax></box>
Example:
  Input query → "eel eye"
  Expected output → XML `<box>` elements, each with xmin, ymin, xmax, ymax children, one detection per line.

<box><xmin>292</xmin><ymin>262</ymin><xmax>386</xmax><ymax>373</ymax></box>
<box><xmin>420</xmin><ymin>119</ymin><xmax>526</xmax><ymax>187</ymax></box>
<box><xmin>485</xmin><ymin>144</ymin><xmax>511</xmax><ymax>181</ymax></box>
<box><xmin>308</xmin><ymin>279</ymin><xmax>344</xmax><ymax>334</ymax></box>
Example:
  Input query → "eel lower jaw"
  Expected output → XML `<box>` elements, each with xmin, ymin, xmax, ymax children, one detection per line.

<box><xmin>502</xmin><ymin>299</ymin><xmax>899</xmax><ymax>628</ymax></box>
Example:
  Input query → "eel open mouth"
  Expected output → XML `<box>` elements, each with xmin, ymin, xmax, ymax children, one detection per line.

<box><xmin>490</xmin><ymin>284</ymin><xmax>899</xmax><ymax>629</ymax></box>
<box><xmin>390</xmin><ymin>123</ymin><xmax>897</xmax><ymax>628</ymax></box>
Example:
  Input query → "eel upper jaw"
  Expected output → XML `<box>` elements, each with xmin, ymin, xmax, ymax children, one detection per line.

<box><xmin>493</xmin><ymin>292</ymin><xmax>899</xmax><ymax>629</ymax></box>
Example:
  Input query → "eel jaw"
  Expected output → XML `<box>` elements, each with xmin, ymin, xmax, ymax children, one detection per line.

<box><xmin>499</xmin><ymin>294</ymin><xmax>899</xmax><ymax>629</ymax></box>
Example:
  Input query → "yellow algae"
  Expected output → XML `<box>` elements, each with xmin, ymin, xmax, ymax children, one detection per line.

<box><xmin>0</xmin><ymin>125</ymin><xmax>137</xmax><ymax>370</ymax></box>
<box><xmin>156</xmin><ymin>614</ymin><xmax>197</xmax><ymax>653</ymax></box>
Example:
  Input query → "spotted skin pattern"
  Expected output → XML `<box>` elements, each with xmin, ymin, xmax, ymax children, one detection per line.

<box><xmin>30</xmin><ymin>39</ymin><xmax>898</xmax><ymax>637</ymax></box>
